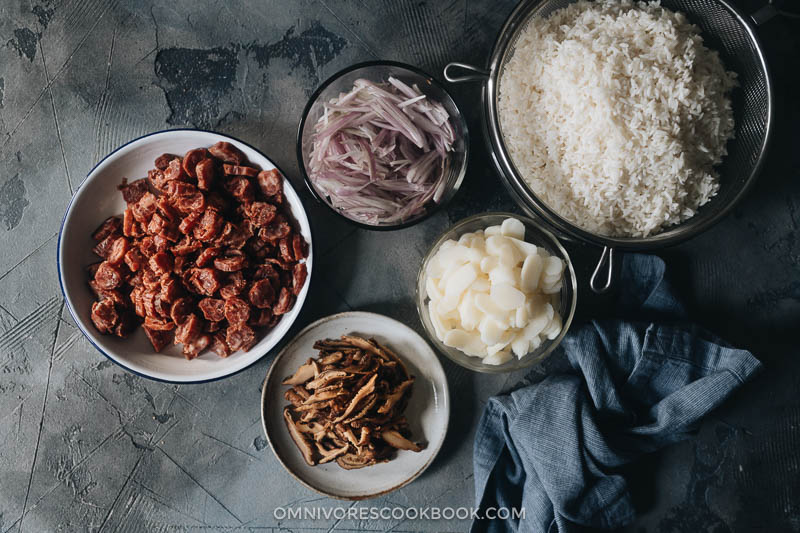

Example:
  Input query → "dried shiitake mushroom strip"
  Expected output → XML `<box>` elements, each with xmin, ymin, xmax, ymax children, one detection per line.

<box><xmin>281</xmin><ymin>335</ymin><xmax>423</xmax><ymax>469</ymax></box>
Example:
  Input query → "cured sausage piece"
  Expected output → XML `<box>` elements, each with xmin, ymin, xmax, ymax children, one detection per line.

<box><xmin>183</xmin><ymin>333</ymin><xmax>211</xmax><ymax>360</ymax></box>
<box><xmin>164</xmin><ymin>158</ymin><xmax>186</xmax><ymax>181</ymax></box>
<box><xmin>205</xmin><ymin>191</ymin><xmax>229</xmax><ymax>212</ymax></box>
<box><xmin>173</xmin><ymin>191</ymin><xmax>206</xmax><ymax>214</ymax></box>
<box><xmin>292</xmin><ymin>233</ymin><xmax>308</xmax><ymax>260</ymax></box>
<box><xmin>253</xmin><ymin>263</ymin><xmax>280</xmax><ymax>287</ymax></box>
<box><xmin>248</xmin><ymin>279</ymin><xmax>275</xmax><ymax>309</ymax></box>
<box><xmin>153</xmin><ymin>294</ymin><xmax>171</xmax><ymax>317</ymax></box>
<box><xmin>224</xmin><ymin>297</ymin><xmax>251</xmax><ymax>325</ymax></box>
<box><xmin>178</xmin><ymin>211</ymin><xmax>202</xmax><ymax>235</ymax></box>
<box><xmin>119</xmin><ymin>178</ymin><xmax>150</xmax><ymax>204</ymax></box>
<box><xmin>257</xmin><ymin>169</ymin><xmax>282</xmax><ymax>198</ymax></box>
<box><xmin>153</xmin><ymin>234</ymin><xmax>170</xmax><ymax>253</ymax></box>
<box><xmin>131</xmin><ymin>287</ymin><xmax>145</xmax><ymax>317</ymax></box>
<box><xmin>125</xmin><ymin>248</ymin><xmax>147</xmax><ymax>272</ymax></box>
<box><xmin>224</xmin><ymin>177</ymin><xmax>255</xmax><ymax>204</ymax></box>
<box><xmin>258</xmin><ymin>218</ymin><xmax>291</xmax><ymax>243</ymax></box>
<box><xmin>174</xmin><ymin>313</ymin><xmax>203</xmax><ymax>345</ymax></box>
<box><xmin>195</xmin><ymin>246</ymin><xmax>221</xmax><ymax>267</ymax></box>
<box><xmin>160</xmin><ymin>276</ymin><xmax>181</xmax><ymax>302</ymax></box>
<box><xmin>193</xmin><ymin>209</ymin><xmax>224</xmax><ymax>242</ymax></box>
<box><xmin>142</xmin><ymin>290</ymin><xmax>158</xmax><ymax>316</ymax></box>
<box><xmin>226</xmin><ymin>324</ymin><xmax>255</xmax><ymax>352</ymax></box>
<box><xmin>249</xmin><ymin>308</ymin><xmax>273</xmax><ymax>327</ymax></box>
<box><xmin>278</xmin><ymin>237</ymin><xmax>294</xmax><ymax>263</ymax></box>
<box><xmin>107</xmin><ymin>237</ymin><xmax>130</xmax><ymax>265</ymax></box>
<box><xmin>195</xmin><ymin>158</ymin><xmax>216</xmax><ymax>191</ymax></box>
<box><xmin>198</xmin><ymin>298</ymin><xmax>225</xmax><ymax>322</ymax></box>
<box><xmin>182</xmin><ymin>148</ymin><xmax>208</xmax><ymax>178</ymax></box>
<box><xmin>160</xmin><ymin>225</ymin><xmax>181</xmax><ymax>243</ymax></box>
<box><xmin>210</xmin><ymin>333</ymin><xmax>232</xmax><ymax>358</ymax></box>
<box><xmin>208</xmin><ymin>141</ymin><xmax>245</xmax><ymax>164</ymax></box>
<box><xmin>188</xmin><ymin>268</ymin><xmax>222</xmax><ymax>296</ymax></box>
<box><xmin>223</xmin><ymin>164</ymin><xmax>259</xmax><ymax>178</ymax></box>
<box><xmin>245</xmin><ymin>202</ymin><xmax>277</xmax><ymax>228</ymax></box>
<box><xmin>273</xmin><ymin>287</ymin><xmax>294</xmax><ymax>315</ymax></box>
<box><xmin>132</xmin><ymin>192</ymin><xmax>158</xmax><ymax>223</ymax></box>
<box><xmin>95</xmin><ymin>262</ymin><xmax>123</xmax><ymax>290</ymax></box>
<box><xmin>147</xmin><ymin>212</ymin><xmax>167</xmax><ymax>235</ymax></box>
<box><xmin>148</xmin><ymin>251</ymin><xmax>173</xmax><ymax>276</ymax></box>
<box><xmin>219</xmin><ymin>271</ymin><xmax>246</xmax><ymax>299</ymax></box>
<box><xmin>263</xmin><ymin>257</ymin><xmax>293</xmax><ymax>271</ymax></box>
<box><xmin>93</xmin><ymin>234</ymin><xmax>117</xmax><ymax>259</ymax></box>
<box><xmin>291</xmin><ymin>262</ymin><xmax>307</xmax><ymax>296</ymax></box>
<box><xmin>165</xmin><ymin>181</ymin><xmax>197</xmax><ymax>198</ymax></box>
<box><xmin>90</xmin><ymin>299</ymin><xmax>119</xmax><ymax>334</ymax></box>
<box><xmin>170</xmin><ymin>297</ymin><xmax>193</xmax><ymax>325</ymax></box>
<box><xmin>144</xmin><ymin>316</ymin><xmax>175</xmax><ymax>331</ymax></box>
<box><xmin>215</xmin><ymin>222</ymin><xmax>248</xmax><ymax>249</ymax></box>
<box><xmin>148</xmin><ymin>168</ymin><xmax>171</xmax><ymax>194</ymax></box>
<box><xmin>154</xmin><ymin>153</ymin><xmax>176</xmax><ymax>170</ymax></box>
<box><xmin>213</xmin><ymin>255</ymin><xmax>247</xmax><ymax>272</ymax></box>
<box><xmin>93</xmin><ymin>216</ymin><xmax>123</xmax><ymax>242</ymax></box>
<box><xmin>122</xmin><ymin>208</ymin><xmax>138</xmax><ymax>237</ymax></box>
<box><xmin>171</xmin><ymin>236</ymin><xmax>202</xmax><ymax>256</ymax></box>
<box><xmin>157</xmin><ymin>196</ymin><xmax>179</xmax><ymax>222</ymax></box>
<box><xmin>144</xmin><ymin>326</ymin><xmax>171</xmax><ymax>352</ymax></box>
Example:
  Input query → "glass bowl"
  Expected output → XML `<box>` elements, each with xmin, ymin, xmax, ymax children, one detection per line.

<box><xmin>416</xmin><ymin>212</ymin><xmax>577</xmax><ymax>373</ymax></box>
<box><xmin>296</xmin><ymin>61</ymin><xmax>469</xmax><ymax>230</ymax></box>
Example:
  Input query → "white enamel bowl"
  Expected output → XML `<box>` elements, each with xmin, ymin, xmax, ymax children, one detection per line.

<box><xmin>57</xmin><ymin>129</ymin><xmax>313</xmax><ymax>383</ymax></box>
<box><xmin>261</xmin><ymin>311</ymin><xmax>449</xmax><ymax>500</ymax></box>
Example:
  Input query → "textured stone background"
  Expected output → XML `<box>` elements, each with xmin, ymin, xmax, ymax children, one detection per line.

<box><xmin>0</xmin><ymin>0</ymin><xmax>798</xmax><ymax>531</ymax></box>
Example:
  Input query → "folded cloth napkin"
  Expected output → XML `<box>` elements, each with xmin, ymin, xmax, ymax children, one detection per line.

<box><xmin>471</xmin><ymin>254</ymin><xmax>762</xmax><ymax>533</ymax></box>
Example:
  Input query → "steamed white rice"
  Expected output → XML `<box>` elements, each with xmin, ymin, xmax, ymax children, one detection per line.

<box><xmin>498</xmin><ymin>0</ymin><xmax>737</xmax><ymax>237</ymax></box>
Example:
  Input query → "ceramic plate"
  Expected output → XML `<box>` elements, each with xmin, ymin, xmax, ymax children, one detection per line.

<box><xmin>58</xmin><ymin>129</ymin><xmax>313</xmax><ymax>383</ymax></box>
<box><xmin>261</xmin><ymin>311</ymin><xmax>450</xmax><ymax>500</ymax></box>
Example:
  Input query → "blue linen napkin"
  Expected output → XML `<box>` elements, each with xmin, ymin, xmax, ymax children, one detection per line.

<box><xmin>471</xmin><ymin>254</ymin><xmax>762</xmax><ymax>533</ymax></box>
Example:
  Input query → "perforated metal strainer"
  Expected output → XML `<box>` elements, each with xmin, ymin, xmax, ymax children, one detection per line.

<box><xmin>445</xmin><ymin>0</ymin><xmax>783</xmax><ymax>292</ymax></box>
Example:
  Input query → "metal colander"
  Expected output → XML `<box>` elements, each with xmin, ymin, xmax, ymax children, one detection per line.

<box><xmin>445</xmin><ymin>0</ymin><xmax>778</xmax><ymax>292</ymax></box>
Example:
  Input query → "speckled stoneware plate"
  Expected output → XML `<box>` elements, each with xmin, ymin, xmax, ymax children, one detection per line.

<box><xmin>261</xmin><ymin>311</ymin><xmax>450</xmax><ymax>500</ymax></box>
<box><xmin>58</xmin><ymin>129</ymin><xmax>313</xmax><ymax>383</ymax></box>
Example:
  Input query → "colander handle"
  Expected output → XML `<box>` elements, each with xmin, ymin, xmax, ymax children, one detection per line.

<box><xmin>590</xmin><ymin>246</ymin><xmax>615</xmax><ymax>295</ymax></box>
<box><xmin>443</xmin><ymin>62</ymin><xmax>489</xmax><ymax>83</ymax></box>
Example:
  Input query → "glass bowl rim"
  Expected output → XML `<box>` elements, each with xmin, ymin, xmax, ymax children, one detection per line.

<box><xmin>295</xmin><ymin>59</ymin><xmax>470</xmax><ymax>231</ymax></box>
<box><xmin>415</xmin><ymin>211</ymin><xmax>578</xmax><ymax>373</ymax></box>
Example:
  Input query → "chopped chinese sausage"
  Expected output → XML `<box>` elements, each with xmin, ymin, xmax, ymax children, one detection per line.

<box><xmin>93</xmin><ymin>216</ymin><xmax>123</xmax><ymax>242</ymax></box>
<box><xmin>188</xmin><ymin>268</ymin><xmax>222</xmax><ymax>296</ymax></box>
<box><xmin>208</xmin><ymin>141</ymin><xmax>245</xmax><ymax>164</ymax></box>
<box><xmin>90</xmin><ymin>299</ymin><xmax>119</xmax><ymax>334</ymax></box>
<box><xmin>223</xmin><ymin>164</ymin><xmax>259</xmax><ymax>177</ymax></box>
<box><xmin>224</xmin><ymin>297</ymin><xmax>251</xmax><ymax>325</ymax></box>
<box><xmin>154</xmin><ymin>153</ymin><xmax>175</xmax><ymax>170</ymax></box>
<box><xmin>248</xmin><ymin>279</ymin><xmax>275</xmax><ymax>308</ymax></box>
<box><xmin>292</xmin><ymin>263</ymin><xmax>307</xmax><ymax>296</ymax></box>
<box><xmin>226</xmin><ymin>324</ymin><xmax>255</xmax><ymax>352</ymax></box>
<box><xmin>198</xmin><ymin>298</ymin><xmax>226</xmax><ymax>322</ymax></box>
<box><xmin>182</xmin><ymin>148</ymin><xmax>208</xmax><ymax>178</ymax></box>
<box><xmin>119</xmin><ymin>179</ymin><xmax>150</xmax><ymax>204</ymax></box>
<box><xmin>213</xmin><ymin>255</ymin><xmax>246</xmax><ymax>272</ymax></box>
<box><xmin>86</xmin><ymin>142</ymin><xmax>306</xmax><ymax>356</ymax></box>
<box><xmin>257</xmin><ymin>169</ymin><xmax>282</xmax><ymax>198</ymax></box>
<box><xmin>164</xmin><ymin>158</ymin><xmax>186</xmax><ymax>181</ymax></box>
<box><xmin>195</xmin><ymin>158</ymin><xmax>216</xmax><ymax>190</ymax></box>
<box><xmin>144</xmin><ymin>326</ymin><xmax>171</xmax><ymax>351</ymax></box>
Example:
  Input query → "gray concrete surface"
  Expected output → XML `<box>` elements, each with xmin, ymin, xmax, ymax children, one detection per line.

<box><xmin>0</xmin><ymin>0</ymin><xmax>798</xmax><ymax>531</ymax></box>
